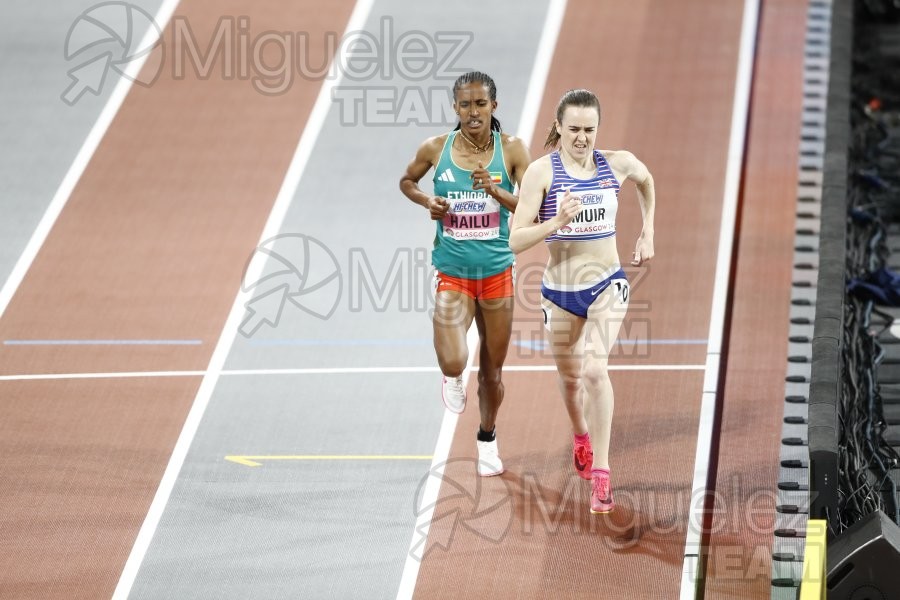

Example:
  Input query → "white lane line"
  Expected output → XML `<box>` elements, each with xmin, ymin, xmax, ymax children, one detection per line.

<box><xmin>0</xmin><ymin>371</ymin><xmax>207</xmax><ymax>382</ymax></box>
<box><xmin>0</xmin><ymin>0</ymin><xmax>182</xmax><ymax>323</ymax></box>
<box><xmin>394</xmin><ymin>0</ymin><xmax>567</xmax><ymax>598</ymax></box>
<box><xmin>109</xmin><ymin>0</ymin><xmax>377</xmax><ymax>597</ymax></box>
<box><xmin>680</xmin><ymin>0</ymin><xmax>760</xmax><ymax>597</ymax></box>
<box><xmin>0</xmin><ymin>364</ymin><xmax>705</xmax><ymax>382</ymax></box>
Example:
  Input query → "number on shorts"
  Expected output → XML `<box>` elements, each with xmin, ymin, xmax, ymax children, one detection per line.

<box><xmin>613</xmin><ymin>281</ymin><xmax>629</xmax><ymax>303</ymax></box>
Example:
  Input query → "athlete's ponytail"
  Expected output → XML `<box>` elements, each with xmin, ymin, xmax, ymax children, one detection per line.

<box><xmin>544</xmin><ymin>89</ymin><xmax>601</xmax><ymax>149</ymax></box>
<box><xmin>451</xmin><ymin>71</ymin><xmax>502</xmax><ymax>132</ymax></box>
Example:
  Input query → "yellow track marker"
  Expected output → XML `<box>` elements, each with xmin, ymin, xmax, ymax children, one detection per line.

<box><xmin>225</xmin><ymin>455</ymin><xmax>434</xmax><ymax>467</ymax></box>
<box><xmin>799</xmin><ymin>519</ymin><xmax>827</xmax><ymax>599</ymax></box>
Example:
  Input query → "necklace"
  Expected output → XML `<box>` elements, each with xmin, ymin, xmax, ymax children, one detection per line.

<box><xmin>457</xmin><ymin>129</ymin><xmax>494</xmax><ymax>154</ymax></box>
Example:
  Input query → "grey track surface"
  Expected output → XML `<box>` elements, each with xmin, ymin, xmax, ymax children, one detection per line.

<box><xmin>131</xmin><ymin>372</ymin><xmax>443</xmax><ymax>600</ymax></box>
<box><xmin>129</xmin><ymin>1</ymin><xmax>551</xmax><ymax>598</ymax></box>
<box><xmin>0</xmin><ymin>0</ymin><xmax>164</xmax><ymax>290</ymax></box>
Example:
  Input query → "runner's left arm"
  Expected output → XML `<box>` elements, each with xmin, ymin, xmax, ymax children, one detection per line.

<box><xmin>471</xmin><ymin>136</ymin><xmax>531</xmax><ymax>212</ymax></box>
<box><xmin>622</xmin><ymin>151</ymin><xmax>655</xmax><ymax>266</ymax></box>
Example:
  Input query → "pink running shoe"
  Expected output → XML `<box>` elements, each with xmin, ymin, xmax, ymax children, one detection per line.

<box><xmin>590</xmin><ymin>468</ymin><xmax>615</xmax><ymax>514</ymax></box>
<box><xmin>573</xmin><ymin>434</ymin><xmax>593</xmax><ymax>481</ymax></box>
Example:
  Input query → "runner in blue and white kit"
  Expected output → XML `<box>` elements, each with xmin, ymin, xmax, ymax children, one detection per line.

<box><xmin>509</xmin><ymin>89</ymin><xmax>656</xmax><ymax>514</ymax></box>
<box><xmin>400</xmin><ymin>72</ymin><xmax>531</xmax><ymax>477</ymax></box>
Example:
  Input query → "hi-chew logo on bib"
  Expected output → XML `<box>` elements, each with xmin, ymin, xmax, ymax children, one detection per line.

<box><xmin>443</xmin><ymin>192</ymin><xmax>501</xmax><ymax>240</ymax></box>
<box><xmin>556</xmin><ymin>188</ymin><xmax>617</xmax><ymax>237</ymax></box>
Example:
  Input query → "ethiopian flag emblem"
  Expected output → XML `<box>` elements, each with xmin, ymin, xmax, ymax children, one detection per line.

<box><xmin>489</xmin><ymin>172</ymin><xmax>503</xmax><ymax>184</ymax></box>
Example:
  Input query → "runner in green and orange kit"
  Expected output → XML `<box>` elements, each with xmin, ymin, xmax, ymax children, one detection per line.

<box><xmin>400</xmin><ymin>71</ymin><xmax>530</xmax><ymax>476</ymax></box>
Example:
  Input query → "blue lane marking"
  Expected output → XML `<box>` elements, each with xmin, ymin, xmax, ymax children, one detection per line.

<box><xmin>3</xmin><ymin>340</ymin><xmax>202</xmax><ymax>346</ymax></box>
<box><xmin>513</xmin><ymin>339</ymin><xmax>709</xmax><ymax>349</ymax></box>
<box><xmin>247</xmin><ymin>338</ymin><xmax>431</xmax><ymax>347</ymax></box>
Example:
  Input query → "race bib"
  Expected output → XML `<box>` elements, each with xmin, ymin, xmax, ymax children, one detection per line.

<box><xmin>555</xmin><ymin>189</ymin><xmax>617</xmax><ymax>238</ymax></box>
<box><xmin>442</xmin><ymin>193</ymin><xmax>501</xmax><ymax>240</ymax></box>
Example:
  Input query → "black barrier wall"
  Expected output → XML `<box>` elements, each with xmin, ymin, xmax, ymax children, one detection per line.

<box><xmin>809</xmin><ymin>0</ymin><xmax>852</xmax><ymax>532</ymax></box>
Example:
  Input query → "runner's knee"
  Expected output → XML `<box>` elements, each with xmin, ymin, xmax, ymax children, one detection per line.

<box><xmin>582</xmin><ymin>361</ymin><xmax>610</xmax><ymax>391</ymax></box>
<box><xmin>477</xmin><ymin>366</ymin><xmax>503</xmax><ymax>390</ymax></box>
<box><xmin>437</xmin><ymin>353</ymin><xmax>467</xmax><ymax>377</ymax></box>
<box><xmin>478</xmin><ymin>367</ymin><xmax>502</xmax><ymax>385</ymax></box>
<box><xmin>557</xmin><ymin>369</ymin><xmax>581</xmax><ymax>393</ymax></box>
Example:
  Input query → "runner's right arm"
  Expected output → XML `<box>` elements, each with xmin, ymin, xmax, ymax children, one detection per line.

<box><xmin>400</xmin><ymin>136</ymin><xmax>450</xmax><ymax>221</ymax></box>
<box><xmin>508</xmin><ymin>158</ymin><xmax>580</xmax><ymax>253</ymax></box>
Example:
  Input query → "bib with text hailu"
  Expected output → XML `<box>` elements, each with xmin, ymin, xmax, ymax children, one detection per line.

<box><xmin>442</xmin><ymin>192</ymin><xmax>501</xmax><ymax>240</ymax></box>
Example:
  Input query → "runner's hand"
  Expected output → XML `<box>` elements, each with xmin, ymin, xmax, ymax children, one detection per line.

<box><xmin>471</xmin><ymin>162</ymin><xmax>497</xmax><ymax>197</ymax></box>
<box><xmin>632</xmin><ymin>235</ymin><xmax>654</xmax><ymax>266</ymax></box>
<box><xmin>428</xmin><ymin>196</ymin><xmax>450</xmax><ymax>220</ymax></box>
<box><xmin>553</xmin><ymin>190</ymin><xmax>581</xmax><ymax>228</ymax></box>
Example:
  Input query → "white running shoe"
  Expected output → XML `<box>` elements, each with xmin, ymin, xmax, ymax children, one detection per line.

<box><xmin>441</xmin><ymin>375</ymin><xmax>466</xmax><ymax>413</ymax></box>
<box><xmin>476</xmin><ymin>439</ymin><xmax>504</xmax><ymax>477</ymax></box>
